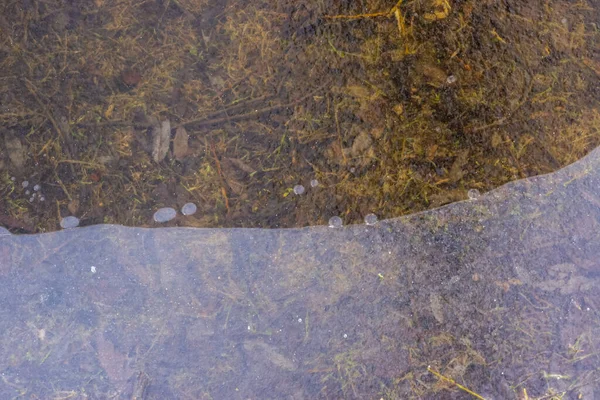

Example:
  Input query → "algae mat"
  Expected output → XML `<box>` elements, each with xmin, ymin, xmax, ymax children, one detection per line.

<box><xmin>2</xmin><ymin>149</ymin><xmax>600</xmax><ymax>399</ymax></box>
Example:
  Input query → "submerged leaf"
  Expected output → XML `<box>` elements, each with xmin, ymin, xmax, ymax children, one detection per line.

<box><xmin>173</xmin><ymin>126</ymin><xmax>189</xmax><ymax>161</ymax></box>
<box><xmin>151</xmin><ymin>119</ymin><xmax>171</xmax><ymax>162</ymax></box>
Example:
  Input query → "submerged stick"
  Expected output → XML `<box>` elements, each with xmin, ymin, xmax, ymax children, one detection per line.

<box><xmin>427</xmin><ymin>366</ymin><xmax>486</xmax><ymax>400</ymax></box>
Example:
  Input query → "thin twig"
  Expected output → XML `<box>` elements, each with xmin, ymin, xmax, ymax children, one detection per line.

<box><xmin>178</xmin><ymin>79</ymin><xmax>332</xmax><ymax>130</ymax></box>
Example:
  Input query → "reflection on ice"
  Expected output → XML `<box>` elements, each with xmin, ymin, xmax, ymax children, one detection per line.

<box><xmin>3</xmin><ymin>148</ymin><xmax>600</xmax><ymax>398</ymax></box>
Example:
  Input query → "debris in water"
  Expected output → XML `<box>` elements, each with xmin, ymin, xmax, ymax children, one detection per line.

<box><xmin>173</xmin><ymin>126</ymin><xmax>190</xmax><ymax>161</ymax></box>
<box><xmin>5</xmin><ymin>135</ymin><xmax>27</xmax><ymax>169</ymax></box>
<box><xmin>151</xmin><ymin>119</ymin><xmax>171</xmax><ymax>162</ymax></box>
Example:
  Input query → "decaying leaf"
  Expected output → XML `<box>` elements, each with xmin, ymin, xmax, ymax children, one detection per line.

<box><xmin>95</xmin><ymin>333</ymin><xmax>132</xmax><ymax>388</ymax></box>
<box><xmin>224</xmin><ymin>157</ymin><xmax>256</xmax><ymax>174</ymax></box>
<box><xmin>151</xmin><ymin>119</ymin><xmax>171</xmax><ymax>162</ymax></box>
<box><xmin>4</xmin><ymin>134</ymin><xmax>27</xmax><ymax>169</ymax></box>
<box><xmin>173</xmin><ymin>126</ymin><xmax>189</xmax><ymax>161</ymax></box>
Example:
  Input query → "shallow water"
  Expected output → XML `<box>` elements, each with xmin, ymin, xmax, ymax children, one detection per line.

<box><xmin>2</xmin><ymin>147</ymin><xmax>600</xmax><ymax>398</ymax></box>
<box><xmin>1</xmin><ymin>0</ymin><xmax>600</xmax><ymax>231</ymax></box>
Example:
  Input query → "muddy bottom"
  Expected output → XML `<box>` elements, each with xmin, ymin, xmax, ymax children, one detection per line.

<box><xmin>1</xmin><ymin>0</ymin><xmax>600</xmax><ymax>232</ymax></box>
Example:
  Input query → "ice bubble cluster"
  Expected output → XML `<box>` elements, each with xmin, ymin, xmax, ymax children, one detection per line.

<box><xmin>153</xmin><ymin>207</ymin><xmax>177</xmax><ymax>223</ymax></box>
<box><xmin>60</xmin><ymin>216</ymin><xmax>80</xmax><ymax>229</ymax></box>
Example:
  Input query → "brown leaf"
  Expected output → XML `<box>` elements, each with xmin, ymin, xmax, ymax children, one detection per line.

<box><xmin>95</xmin><ymin>333</ymin><xmax>132</xmax><ymax>388</ymax></box>
<box><xmin>151</xmin><ymin>119</ymin><xmax>170</xmax><ymax>162</ymax></box>
<box><xmin>4</xmin><ymin>134</ymin><xmax>27</xmax><ymax>169</ymax></box>
<box><xmin>173</xmin><ymin>126</ymin><xmax>189</xmax><ymax>161</ymax></box>
<box><xmin>68</xmin><ymin>199</ymin><xmax>79</xmax><ymax>215</ymax></box>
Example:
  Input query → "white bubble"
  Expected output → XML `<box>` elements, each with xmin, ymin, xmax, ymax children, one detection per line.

<box><xmin>298</xmin><ymin>318</ymin><xmax>302</xmax><ymax>323</ymax></box>
<box><xmin>293</xmin><ymin>185</ymin><xmax>305</xmax><ymax>195</ymax></box>
<box><xmin>10</xmin><ymin>176</ymin><xmax>15</xmax><ymax>181</ymax></box>
<box><xmin>181</xmin><ymin>202</ymin><xmax>197</xmax><ymax>216</ymax></box>
<box><xmin>60</xmin><ymin>216</ymin><xmax>80</xmax><ymax>229</ymax></box>
<box><xmin>29</xmin><ymin>197</ymin><xmax>34</xmax><ymax>202</ymax></box>
<box><xmin>33</xmin><ymin>184</ymin><xmax>41</xmax><ymax>191</ymax></box>
<box><xmin>153</xmin><ymin>207</ymin><xmax>177</xmax><ymax>223</ymax></box>
<box><xmin>328</xmin><ymin>216</ymin><xmax>343</xmax><ymax>228</ymax></box>
<box><xmin>91</xmin><ymin>266</ymin><xmax>97</xmax><ymax>274</ymax></box>
<box><xmin>310</xmin><ymin>179</ymin><xmax>319</xmax><ymax>188</ymax></box>
<box><xmin>467</xmin><ymin>189</ymin><xmax>481</xmax><ymax>200</ymax></box>
<box><xmin>39</xmin><ymin>196</ymin><xmax>45</xmax><ymax>202</ymax></box>
<box><xmin>22</xmin><ymin>181</ymin><xmax>29</xmax><ymax>188</ymax></box>
<box><xmin>25</xmin><ymin>190</ymin><xmax>30</xmax><ymax>195</ymax></box>
<box><xmin>446</xmin><ymin>75</ymin><xmax>457</xmax><ymax>84</ymax></box>
<box><xmin>364</xmin><ymin>213</ymin><xmax>378</xmax><ymax>226</ymax></box>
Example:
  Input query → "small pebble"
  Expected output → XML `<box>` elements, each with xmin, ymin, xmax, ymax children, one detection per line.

<box><xmin>310</xmin><ymin>179</ymin><xmax>319</xmax><ymax>188</ymax></box>
<box><xmin>60</xmin><ymin>216</ymin><xmax>80</xmax><ymax>229</ymax></box>
<box><xmin>22</xmin><ymin>181</ymin><xmax>29</xmax><ymax>188</ymax></box>
<box><xmin>153</xmin><ymin>207</ymin><xmax>177</xmax><ymax>223</ymax></box>
<box><xmin>328</xmin><ymin>216</ymin><xmax>343</xmax><ymax>228</ymax></box>
<box><xmin>446</xmin><ymin>75</ymin><xmax>457</xmax><ymax>84</ymax></box>
<box><xmin>33</xmin><ymin>184</ymin><xmax>41</xmax><ymax>191</ymax></box>
<box><xmin>293</xmin><ymin>185</ymin><xmax>305</xmax><ymax>195</ymax></box>
<box><xmin>467</xmin><ymin>189</ymin><xmax>481</xmax><ymax>200</ymax></box>
<box><xmin>364</xmin><ymin>213</ymin><xmax>378</xmax><ymax>226</ymax></box>
<box><xmin>181</xmin><ymin>202</ymin><xmax>197</xmax><ymax>216</ymax></box>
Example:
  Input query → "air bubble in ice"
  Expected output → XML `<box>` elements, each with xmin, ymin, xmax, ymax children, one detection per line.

<box><xmin>60</xmin><ymin>216</ymin><xmax>80</xmax><ymax>229</ymax></box>
<box><xmin>181</xmin><ymin>202</ymin><xmax>197</xmax><ymax>216</ymax></box>
<box><xmin>364</xmin><ymin>213</ymin><xmax>378</xmax><ymax>226</ymax></box>
<box><xmin>328</xmin><ymin>216</ymin><xmax>343</xmax><ymax>228</ymax></box>
<box><xmin>153</xmin><ymin>207</ymin><xmax>177</xmax><ymax>223</ymax></box>
<box><xmin>467</xmin><ymin>189</ymin><xmax>481</xmax><ymax>200</ymax></box>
